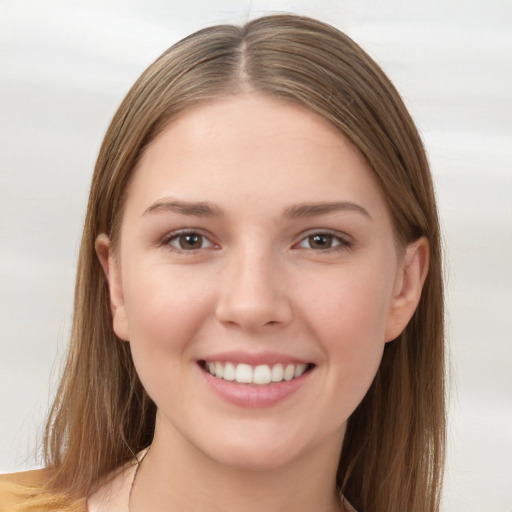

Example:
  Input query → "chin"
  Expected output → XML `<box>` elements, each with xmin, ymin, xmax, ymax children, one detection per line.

<box><xmin>188</xmin><ymin>418</ymin><xmax>344</xmax><ymax>474</ymax></box>
<box><xmin>204</xmin><ymin>440</ymin><xmax>301</xmax><ymax>472</ymax></box>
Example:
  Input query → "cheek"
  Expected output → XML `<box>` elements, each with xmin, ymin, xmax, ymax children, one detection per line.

<box><xmin>120</xmin><ymin>264</ymin><xmax>220</xmax><ymax>412</ymax></box>
<box><xmin>298</xmin><ymin>263</ymin><xmax>394</xmax><ymax>405</ymax></box>
<box><xmin>122</xmin><ymin>263</ymin><xmax>215</xmax><ymax>360</ymax></box>
<box><xmin>302</xmin><ymin>262</ymin><xmax>394</xmax><ymax>345</ymax></box>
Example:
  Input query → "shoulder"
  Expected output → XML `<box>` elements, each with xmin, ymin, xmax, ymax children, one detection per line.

<box><xmin>0</xmin><ymin>470</ymin><xmax>86</xmax><ymax>512</ymax></box>
<box><xmin>0</xmin><ymin>469</ymin><xmax>48</xmax><ymax>510</ymax></box>
<box><xmin>0</xmin><ymin>468</ymin><xmax>47</xmax><ymax>488</ymax></box>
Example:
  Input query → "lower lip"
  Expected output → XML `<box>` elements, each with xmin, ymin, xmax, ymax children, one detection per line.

<box><xmin>200</xmin><ymin>366</ymin><xmax>312</xmax><ymax>408</ymax></box>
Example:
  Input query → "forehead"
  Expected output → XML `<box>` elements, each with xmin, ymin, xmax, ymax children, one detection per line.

<box><xmin>125</xmin><ymin>94</ymin><xmax>389</xmax><ymax>220</ymax></box>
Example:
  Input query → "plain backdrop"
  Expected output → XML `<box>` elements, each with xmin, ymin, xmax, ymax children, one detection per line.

<box><xmin>1</xmin><ymin>1</ymin><xmax>511</xmax><ymax>511</ymax></box>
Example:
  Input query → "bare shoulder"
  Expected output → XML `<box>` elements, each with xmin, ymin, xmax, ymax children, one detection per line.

<box><xmin>0</xmin><ymin>469</ymin><xmax>85</xmax><ymax>512</ymax></box>
<box><xmin>87</xmin><ymin>461</ymin><xmax>137</xmax><ymax>512</ymax></box>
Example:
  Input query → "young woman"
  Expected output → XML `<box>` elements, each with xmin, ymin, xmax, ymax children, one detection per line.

<box><xmin>0</xmin><ymin>14</ymin><xmax>446</xmax><ymax>512</ymax></box>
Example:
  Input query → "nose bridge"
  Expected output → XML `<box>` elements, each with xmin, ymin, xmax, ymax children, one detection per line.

<box><xmin>215</xmin><ymin>239</ymin><xmax>292</xmax><ymax>330</ymax></box>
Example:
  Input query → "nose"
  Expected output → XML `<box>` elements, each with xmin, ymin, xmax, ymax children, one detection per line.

<box><xmin>215</xmin><ymin>247</ymin><xmax>293</xmax><ymax>332</ymax></box>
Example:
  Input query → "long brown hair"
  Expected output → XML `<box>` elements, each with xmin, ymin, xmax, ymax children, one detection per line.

<box><xmin>43</xmin><ymin>14</ymin><xmax>445</xmax><ymax>511</ymax></box>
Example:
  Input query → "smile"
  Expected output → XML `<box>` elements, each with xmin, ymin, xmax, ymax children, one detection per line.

<box><xmin>200</xmin><ymin>361</ymin><xmax>312</xmax><ymax>385</ymax></box>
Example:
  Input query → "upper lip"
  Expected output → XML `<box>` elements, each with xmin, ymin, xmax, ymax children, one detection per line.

<box><xmin>199</xmin><ymin>350</ymin><xmax>312</xmax><ymax>366</ymax></box>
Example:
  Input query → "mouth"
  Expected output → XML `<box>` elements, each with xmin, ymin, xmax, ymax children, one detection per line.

<box><xmin>199</xmin><ymin>360</ymin><xmax>315</xmax><ymax>386</ymax></box>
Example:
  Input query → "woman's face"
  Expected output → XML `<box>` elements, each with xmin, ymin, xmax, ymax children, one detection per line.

<box><xmin>99</xmin><ymin>94</ymin><xmax>425</xmax><ymax>471</ymax></box>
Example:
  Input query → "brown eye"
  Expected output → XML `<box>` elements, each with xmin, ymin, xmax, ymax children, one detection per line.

<box><xmin>179</xmin><ymin>233</ymin><xmax>202</xmax><ymax>249</ymax></box>
<box><xmin>308</xmin><ymin>234</ymin><xmax>334</xmax><ymax>249</ymax></box>
<box><xmin>296</xmin><ymin>232</ymin><xmax>350</xmax><ymax>251</ymax></box>
<box><xmin>168</xmin><ymin>232</ymin><xmax>212</xmax><ymax>251</ymax></box>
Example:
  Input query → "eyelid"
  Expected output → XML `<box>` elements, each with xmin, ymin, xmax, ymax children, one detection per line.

<box><xmin>159</xmin><ymin>228</ymin><xmax>353</xmax><ymax>253</ymax></box>
<box><xmin>160</xmin><ymin>229</ymin><xmax>218</xmax><ymax>252</ymax></box>
<box><xmin>293</xmin><ymin>229</ymin><xmax>354</xmax><ymax>251</ymax></box>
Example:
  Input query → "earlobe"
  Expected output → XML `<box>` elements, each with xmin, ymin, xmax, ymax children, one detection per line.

<box><xmin>385</xmin><ymin>236</ymin><xmax>429</xmax><ymax>342</ymax></box>
<box><xmin>95</xmin><ymin>234</ymin><xmax>130</xmax><ymax>341</ymax></box>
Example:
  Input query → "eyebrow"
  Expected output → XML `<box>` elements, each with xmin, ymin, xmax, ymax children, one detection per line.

<box><xmin>143</xmin><ymin>199</ymin><xmax>224</xmax><ymax>217</ymax></box>
<box><xmin>142</xmin><ymin>199</ymin><xmax>372</xmax><ymax>220</ymax></box>
<box><xmin>284</xmin><ymin>201</ymin><xmax>373</xmax><ymax>220</ymax></box>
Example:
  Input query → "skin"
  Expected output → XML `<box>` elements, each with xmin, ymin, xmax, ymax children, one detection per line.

<box><xmin>93</xmin><ymin>94</ymin><xmax>428</xmax><ymax>512</ymax></box>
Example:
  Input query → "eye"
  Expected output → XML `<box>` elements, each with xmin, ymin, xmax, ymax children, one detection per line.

<box><xmin>296</xmin><ymin>232</ymin><xmax>352</xmax><ymax>251</ymax></box>
<box><xmin>165</xmin><ymin>231</ymin><xmax>214</xmax><ymax>252</ymax></box>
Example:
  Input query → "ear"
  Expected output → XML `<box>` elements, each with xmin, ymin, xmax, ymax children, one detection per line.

<box><xmin>385</xmin><ymin>236</ymin><xmax>429</xmax><ymax>342</ymax></box>
<box><xmin>95</xmin><ymin>233</ymin><xmax>130</xmax><ymax>341</ymax></box>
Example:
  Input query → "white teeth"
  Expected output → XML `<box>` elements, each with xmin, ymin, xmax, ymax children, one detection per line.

<box><xmin>206</xmin><ymin>362</ymin><xmax>216</xmax><ymax>375</ymax></box>
<box><xmin>223</xmin><ymin>362</ymin><xmax>236</xmax><ymax>381</ymax></box>
<box><xmin>253</xmin><ymin>364</ymin><xmax>272</xmax><ymax>385</ymax></box>
<box><xmin>235</xmin><ymin>363</ymin><xmax>253</xmax><ymax>383</ymax></box>
<box><xmin>294</xmin><ymin>364</ymin><xmax>307</xmax><ymax>378</ymax></box>
<box><xmin>204</xmin><ymin>361</ymin><xmax>310</xmax><ymax>385</ymax></box>
<box><xmin>283</xmin><ymin>364</ymin><xmax>295</xmax><ymax>381</ymax></box>
<box><xmin>271</xmin><ymin>363</ymin><xmax>284</xmax><ymax>382</ymax></box>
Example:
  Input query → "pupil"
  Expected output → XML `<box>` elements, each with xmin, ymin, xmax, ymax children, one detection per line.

<box><xmin>180</xmin><ymin>234</ymin><xmax>201</xmax><ymax>249</ymax></box>
<box><xmin>310</xmin><ymin>234</ymin><xmax>332</xmax><ymax>248</ymax></box>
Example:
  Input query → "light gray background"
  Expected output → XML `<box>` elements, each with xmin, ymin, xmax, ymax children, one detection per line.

<box><xmin>1</xmin><ymin>1</ymin><xmax>511</xmax><ymax>511</ymax></box>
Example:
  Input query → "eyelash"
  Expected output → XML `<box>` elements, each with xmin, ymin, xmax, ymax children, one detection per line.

<box><xmin>295</xmin><ymin>231</ymin><xmax>354</xmax><ymax>252</ymax></box>
<box><xmin>160</xmin><ymin>230</ymin><xmax>353</xmax><ymax>254</ymax></box>
<box><xmin>160</xmin><ymin>230</ymin><xmax>216</xmax><ymax>254</ymax></box>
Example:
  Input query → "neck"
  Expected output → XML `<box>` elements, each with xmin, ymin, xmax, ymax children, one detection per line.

<box><xmin>130</xmin><ymin>416</ymin><xmax>344</xmax><ymax>512</ymax></box>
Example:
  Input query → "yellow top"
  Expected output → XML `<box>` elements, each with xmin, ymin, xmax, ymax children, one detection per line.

<box><xmin>1</xmin><ymin>466</ymin><xmax>357</xmax><ymax>512</ymax></box>
<box><xmin>0</xmin><ymin>469</ymin><xmax>86</xmax><ymax>512</ymax></box>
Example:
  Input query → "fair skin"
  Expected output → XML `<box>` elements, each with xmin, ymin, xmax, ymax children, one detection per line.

<box><xmin>92</xmin><ymin>94</ymin><xmax>428</xmax><ymax>512</ymax></box>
